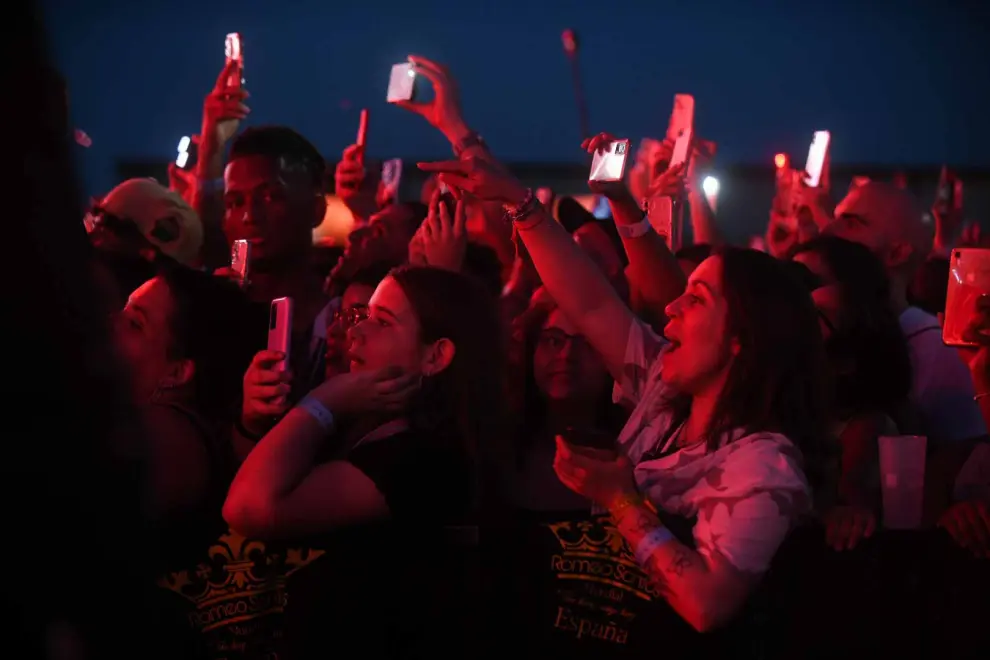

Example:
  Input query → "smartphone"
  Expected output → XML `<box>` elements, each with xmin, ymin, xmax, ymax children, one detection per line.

<box><xmin>268</xmin><ymin>297</ymin><xmax>294</xmax><ymax>372</ymax></box>
<box><xmin>943</xmin><ymin>249</ymin><xmax>990</xmax><ymax>347</ymax></box>
<box><xmin>561</xmin><ymin>427</ymin><xmax>616</xmax><ymax>454</ymax></box>
<box><xmin>387</xmin><ymin>62</ymin><xmax>416</xmax><ymax>103</ymax></box>
<box><xmin>668</xmin><ymin>127</ymin><xmax>692</xmax><ymax>169</ymax></box>
<box><xmin>589</xmin><ymin>139</ymin><xmax>630</xmax><ymax>183</ymax></box>
<box><xmin>666</xmin><ymin>94</ymin><xmax>695</xmax><ymax>142</ymax></box>
<box><xmin>356</xmin><ymin>109</ymin><xmax>369</xmax><ymax>148</ymax></box>
<box><xmin>176</xmin><ymin>135</ymin><xmax>197</xmax><ymax>170</ymax></box>
<box><xmin>224</xmin><ymin>33</ymin><xmax>244</xmax><ymax>89</ymax></box>
<box><xmin>804</xmin><ymin>130</ymin><xmax>830</xmax><ymax>188</ymax></box>
<box><xmin>646</xmin><ymin>195</ymin><xmax>674</xmax><ymax>248</ymax></box>
<box><xmin>230</xmin><ymin>239</ymin><xmax>251</xmax><ymax>285</ymax></box>
<box><xmin>382</xmin><ymin>158</ymin><xmax>403</xmax><ymax>200</ymax></box>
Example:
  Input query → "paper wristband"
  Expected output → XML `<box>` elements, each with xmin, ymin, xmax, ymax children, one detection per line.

<box><xmin>615</xmin><ymin>215</ymin><xmax>652</xmax><ymax>239</ymax></box>
<box><xmin>634</xmin><ymin>526</ymin><xmax>676</xmax><ymax>565</ymax></box>
<box><xmin>298</xmin><ymin>396</ymin><xmax>335</xmax><ymax>434</ymax></box>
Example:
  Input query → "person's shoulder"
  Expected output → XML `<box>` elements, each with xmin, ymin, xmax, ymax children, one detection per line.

<box><xmin>717</xmin><ymin>431</ymin><xmax>810</xmax><ymax>494</ymax></box>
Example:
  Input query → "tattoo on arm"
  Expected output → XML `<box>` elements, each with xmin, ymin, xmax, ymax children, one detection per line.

<box><xmin>666</xmin><ymin>547</ymin><xmax>694</xmax><ymax>577</ymax></box>
<box><xmin>625</xmin><ymin>509</ymin><xmax>656</xmax><ymax>536</ymax></box>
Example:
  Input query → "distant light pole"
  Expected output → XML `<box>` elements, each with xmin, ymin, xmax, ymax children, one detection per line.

<box><xmin>562</xmin><ymin>29</ymin><xmax>590</xmax><ymax>143</ymax></box>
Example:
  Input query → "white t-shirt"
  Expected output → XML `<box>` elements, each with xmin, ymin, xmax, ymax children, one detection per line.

<box><xmin>612</xmin><ymin>320</ymin><xmax>811</xmax><ymax>575</ymax></box>
<box><xmin>900</xmin><ymin>306</ymin><xmax>987</xmax><ymax>445</ymax></box>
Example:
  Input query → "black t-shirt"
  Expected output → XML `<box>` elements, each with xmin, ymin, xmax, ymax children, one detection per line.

<box><xmin>491</xmin><ymin>508</ymin><xmax>700</xmax><ymax>658</ymax></box>
<box><xmin>284</xmin><ymin>429</ymin><xmax>476</xmax><ymax>659</ymax></box>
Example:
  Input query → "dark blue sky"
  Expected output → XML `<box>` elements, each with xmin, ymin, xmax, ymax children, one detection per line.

<box><xmin>43</xmin><ymin>0</ymin><xmax>989</xmax><ymax>196</ymax></box>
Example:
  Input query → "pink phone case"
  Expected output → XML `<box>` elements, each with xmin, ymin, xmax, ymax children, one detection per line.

<box><xmin>268</xmin><ymin>297</ymin><xmax>294</xmax><ymax>371</ymax></box>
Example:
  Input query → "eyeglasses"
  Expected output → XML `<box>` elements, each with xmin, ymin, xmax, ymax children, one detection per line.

<box><xmin>331</xmin><ymin>304</ymin><xmax>370</xmax><ymax>329</ymax></box>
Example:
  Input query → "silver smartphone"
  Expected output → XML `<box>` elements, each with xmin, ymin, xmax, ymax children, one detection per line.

<box><xmin>387</xmin><ymin>63</ymin><xmax>416</xmax><ymax>103</ymax></box>
<box><xmin>589</xmin><ymin>139</ymin><xmax>630</xmax><ymax>183</ymax></box>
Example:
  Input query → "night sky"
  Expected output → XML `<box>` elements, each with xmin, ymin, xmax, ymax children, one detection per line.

<box><xmin>43</xmin><ymin>0</ymin><xmax>989</xmax><ymax>196</ymax></box>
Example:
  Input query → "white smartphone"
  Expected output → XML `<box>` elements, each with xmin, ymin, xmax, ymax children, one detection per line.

<box><xmin>666</xmin><ymin>94</ymin><xmax>695</xmax><ymax>142</ymax></box>
<box><xmin>268</xmin><ymin>297</ymin><xmax>294</xmax><ymax>372</ymax></box>
<box><xmin>225</xmin><ymin>33</ymin><xmax>244</xmax><ymax>88</ymax></box>
<box><xmin>668</xmin><ymin>127</ymin><xmax>692</xmax><ymax>169</ymax></box>
<box><xmin>646</xmin><ymin>195</ymin><xmax>673</xmax><ymax>248</ymax></box>
<box><xmin>387</xmin><ymin>63</ymin><xmax>416</xmax><ymax>103</ymax></box>
<box><xmin>176</xmin><ymin>136</ymin><xmax>192</xmax><ymax>169</ymax></box>
<box><xmin>804</xmin><ymin>130</ymin><xmax>830</xmax><ymax>187</ymax></box>
<box><xmin>589</xmin><ymin>139</ymin><xmax>630</xmax><ymax>183</ymax></box>
<box><xmin>230</xmin><ymin>239</ymin><xmax>251</xmax><ymax>285</ymax></box>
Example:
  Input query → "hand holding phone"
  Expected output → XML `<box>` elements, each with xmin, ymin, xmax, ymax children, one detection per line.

<box><xmin>589</xmin><ymin>139</ymin><xmax>631</xmax><ymax>183</ymax></box>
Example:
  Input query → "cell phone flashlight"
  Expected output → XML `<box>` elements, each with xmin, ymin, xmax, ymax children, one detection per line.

<box><xmin>702</xmin><ymin>176</ymin><xmax>719</xmax><ymax>214</ymax></box>
<box><xmin>804</xmin><ymin>130</ymin><xmax>830</xmax><ymax>188</ymax></box>
<box><xmin>225</xmin><ymin>33</ymin><xmax>244</xmax><ymax>88</ymax></box>
<box><xmin>387</xmin><ymin>62</ymin><xmax>416</xmax><ymax>103</ymax></box>
<box><xmin>230</xmin><ymin>239</ymin><xmax>251</xmax><ymax>286</ymax></box>
<box><xmin>589</xmin><ymin>139</ymin><xmax>630</xmax><ymax>183</ymax></box>
<box><xmin>356</xmin><ymin>109</ymin><xmax>369</xmax><ymax>148</ymax></box>
<box><xmin>176</xmin><ymin>135</ymin><xmax>197</xmax><ymax>170</ymax></box>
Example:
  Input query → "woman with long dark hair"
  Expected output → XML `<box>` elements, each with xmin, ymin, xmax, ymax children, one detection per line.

<box><xmin>793</xmin><ymin>235</ymin><xmax>914</xmax><ymax>549</ymax></box>
<box><xmin>420</xmin><ymin>151</ymin><xmax>829</xmax><ymax>654</ymax></box>
<box><xmin>223</xmin><ymin>262</ymin><xmax>507</xmax><ymax>658</ymax></box>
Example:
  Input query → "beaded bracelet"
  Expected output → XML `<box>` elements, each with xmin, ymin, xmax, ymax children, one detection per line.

<box><xmin>503</xmin><ymin>189</ymin><xmax>543</xmax><ymax>228</ymax></box>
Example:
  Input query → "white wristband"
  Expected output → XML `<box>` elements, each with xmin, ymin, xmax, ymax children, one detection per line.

<box><xmin>634</xmin><ymin>526</ymin><xmax>675</xmax><ymax>565</ymax></box>
<box><xmin>298</xmin><ymin>396</ymin><xmax>335</xmax><ymax>434</ymax></box>
<box><xmin>615</xmin><ymin>214</ymin><xmax>653</xmax><ymax>239</ymax></box>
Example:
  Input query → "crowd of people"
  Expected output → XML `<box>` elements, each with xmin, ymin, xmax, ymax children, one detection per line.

<box><xmin>16</xmin><ymin>28</ymin><xmax>990</xmax><ymax>660</ymax></box>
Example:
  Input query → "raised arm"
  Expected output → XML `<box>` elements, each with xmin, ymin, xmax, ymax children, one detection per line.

<box><xmin>419</xmin><ymin>156</ymin><xmax>635</xmax><ymax>383</ymax></box>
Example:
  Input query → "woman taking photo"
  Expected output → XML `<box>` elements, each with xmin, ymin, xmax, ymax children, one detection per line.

<box><xmin>419</xmin><ymin>149</ymin><xmax>830</xmax><ymax>652</ymax></box>
<box><xmin>223</xmin><ymin>255</ymin><xmax>507</xmax><ymax>658</ymax></box>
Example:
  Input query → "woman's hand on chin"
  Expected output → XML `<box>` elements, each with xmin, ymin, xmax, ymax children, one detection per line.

<box><xmin>313</xmin><ymin>367</ymin><xmax>420</xmax><ymax>416</ymax></box>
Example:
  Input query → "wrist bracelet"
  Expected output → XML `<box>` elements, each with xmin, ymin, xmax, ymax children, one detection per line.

<box><xmin>503</xmin><ymin>188</ymin><xmax>539</xmax><ymax>224</ymax></box>
<box><xmin>634</xmin><ymin>526</ymin><xmax>675</xmax><ymax>565</ymax></box>
<box><xmin>453</xmin><ymin>132</ymin><xmax>486</xmax><ymax>158</ymax></box>
<box><xmin>615</xmin><ymin>213</ymin><xmax>652</xmax><ymax>239</ymax></box>
<box><xmin>298</xmin><ymin>396</ymin><xmax>336</xmax><ymax>434</ymax></box>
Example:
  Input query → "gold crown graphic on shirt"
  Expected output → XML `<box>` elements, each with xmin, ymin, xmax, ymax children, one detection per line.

<box><xmin>157</xmin><ymin>530</ymin><xmax>324</xmax><ymax>632</ymax></box>
<box><xmin>547</xmin><ymin>519</ymin><xmax>632</xmax><ymax>558</ymax></box>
